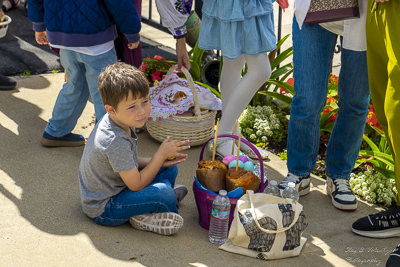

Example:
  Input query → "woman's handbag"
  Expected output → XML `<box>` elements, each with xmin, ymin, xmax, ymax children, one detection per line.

<box><xmin>219</xmin><ymin>190</ymin><xmax>308</xmax><ymax>260</ymax></box>
<box><xmin>304</xmin><ymin>0</ymin><xmax>360</xmax><ymax>24</ymax></box>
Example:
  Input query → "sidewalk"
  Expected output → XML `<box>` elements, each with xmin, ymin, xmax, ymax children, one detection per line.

<box><xmin>0</xmin><ymin>2</ymin><xmax>395</xmax><ymax>267</ymax></box>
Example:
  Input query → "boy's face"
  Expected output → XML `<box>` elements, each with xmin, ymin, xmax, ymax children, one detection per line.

<box><xmin>105</xmin><ymin>91</ymin><xmax>150</xmax><ymax>132</ymax></box>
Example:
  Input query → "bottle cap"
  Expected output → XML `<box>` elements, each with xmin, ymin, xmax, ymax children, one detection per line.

<box><xmin>288</xmin><ymin>182</ymin><xmax>296</xmax><ymax>188</ymax></box>
<box><xmin>269</xmin><ymin>180</ymin><xmax>277</xmax><ymax>186</ymax></box>
<box><xmin>219</xmin><ymin>190</ymin><xmax>227</xmax><ymax>196</ymax></box>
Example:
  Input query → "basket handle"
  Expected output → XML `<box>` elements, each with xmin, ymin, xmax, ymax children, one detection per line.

<box><xmin>167</xmin><ymin>65</ymin><xmax>201</xmax><ymax>121</ymax></box>
<box><xmin>199</xmin><ymin>134</ymin><xmax>267</xmax><ymax>192</ymax></box>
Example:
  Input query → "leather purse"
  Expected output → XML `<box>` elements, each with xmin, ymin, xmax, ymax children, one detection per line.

<box><xmin>304</xmin><ymin>0</ymin><xmax>360</xmax><ymax>25</ymax></box>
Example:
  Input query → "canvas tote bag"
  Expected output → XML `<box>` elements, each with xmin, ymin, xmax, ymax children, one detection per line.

<box><xmin>304</xmin><ymin>0</ymin><xmax>360</xmax><ymax>24</ymax></box>
<box><xmin>219</xmin><ymin>190</ymin><xmax>308</xmax><ymax>260</ymax></box>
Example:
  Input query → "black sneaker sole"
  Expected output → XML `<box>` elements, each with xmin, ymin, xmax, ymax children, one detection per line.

<box><xmin>352</xmin><ymin>227</ymin><xmax>400</xmax><ymax>238</ymax></box>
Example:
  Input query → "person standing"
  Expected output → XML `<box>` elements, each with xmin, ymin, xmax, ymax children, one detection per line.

<box><xmin>278</xmin><ymin>0</ymin><xmax>370</xmax><ymax>211</ymax></box>
<box><xmin>351</xmin><ymin>1</ymin><xmax>400</xmax><ymax>265</ymax></box>
<box><xmin>27</xmin><ymin>0</ymin><xmax>141</xmax><ymax>146</ymax></box>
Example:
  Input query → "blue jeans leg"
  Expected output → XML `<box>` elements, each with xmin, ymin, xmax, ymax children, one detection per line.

<box><xmin>92</xmin><ymin>166</ymin><xmax>179</xmax><ymax>226</ymax></box>
<box><xmin>287</xmin><ymin>18</ymin><xmax>369</xmax><ymax>178</ymax></box>
<box><xmin>325</xmin><ymin>47</ymin><xmax>370</xmax><ymax>179</ymax></box>
<box><xmin>45</xmin><ymin>48</ymin><xmax>117</xmax><ymax>137</ymax></box>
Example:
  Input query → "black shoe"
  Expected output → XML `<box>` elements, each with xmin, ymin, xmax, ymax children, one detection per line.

<box><xmin>352</xmin><ymin>202</ymin><xmax>400</xmax><ymax>238</ymax></box>
<box><xmin>278</xmin><ymin>173</ymin><xmax>311</xmax><ymax>197</ymax></box>
<box><xmin>0</xmin><ymin>74</ymin><xmax>17</xmax><ymax>90</ymax></box>
<box><xmin>326</xmin><ymin>177</ymin><xmax>357</xmax><ymax>210</ymax></box>
<box><xmin>174</xmin><ymin>184</ymin><xmax>188</xmax><ymax>207</ymax></box>
<box><xmin>41</xmin><ymin>131</ymin><xmax>85</xmax><ymax>147</ymax></box>
<box><xmin>387</xmin><ymin>243</ymin><xmax>400</xmax><ymax>267</ymax></box>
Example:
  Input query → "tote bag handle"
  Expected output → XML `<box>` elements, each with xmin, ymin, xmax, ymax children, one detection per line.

<box><xmin>247</xmin><ymin>190</ymin><xmax>301</xmax><ymax>234</ymax></box>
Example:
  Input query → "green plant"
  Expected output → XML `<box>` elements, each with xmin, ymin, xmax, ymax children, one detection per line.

<box><xmin>19</xmin><ymin>72</ymin><xmax>31</xmax><ymax>77</ymax></box>
<box><xmin>355</xmin><ymin>126</ymin><xmax>394</xmax><ymax>179</ymax></box>
<box><xmin>238</xmin><ymin>103</ymin><xmax>289</xmax><ymax>145</ymax></box>
<box><xmin>255</xmin><ymin>34</ymin><xmax>294</xmax><ymax>106</ymax></box>
<box><xmin>350</xmin><ymin>166</ymin><xmax>397</xmax><ymax>206</ymax></box>
<box><xmin>277</xmin><ymin>150</ymin><xmax>287</xmax><ymax>161</ymax></box>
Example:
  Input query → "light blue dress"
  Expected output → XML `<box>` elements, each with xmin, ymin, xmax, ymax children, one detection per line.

<box><xmin>198</xmin><ymin>0</ymin><xmax>277</xmax><ymax>60</ymax></box>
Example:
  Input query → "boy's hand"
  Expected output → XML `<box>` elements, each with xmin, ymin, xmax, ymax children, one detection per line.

<box><xmin>162</xmin><ymin>154</ymin><xmax>188</xmax><ymax>167</ymax></box>
<box><xmin>128</xmin><ymin>41</ymin><xmax>140</xmax><ymax>50</ymax></box>
<box><xmin>35</xmin><ymin>31</ymin><xmax>49</xmax><ymax>45</ymax></box>
<box><xmin>157</xmin><ymin>136</ymin><xmax>190</xmax><ymax>161</ymax></box>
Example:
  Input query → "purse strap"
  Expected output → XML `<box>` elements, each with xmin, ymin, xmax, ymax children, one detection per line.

<box><xmin>247</xmin><ymin>190</ymin><xmax>301</xmax><ymax>234</ymax></box>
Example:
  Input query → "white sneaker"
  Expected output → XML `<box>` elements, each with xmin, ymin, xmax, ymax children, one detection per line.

<box><xmin>325</xmin><ymin>177</ymin><xmax>357</xmax><ymax>210</ymax></box>
<box><xmin>129</xmin><ymin>212</ymin><xmax>183</xmax><ymax>236</ymax></box>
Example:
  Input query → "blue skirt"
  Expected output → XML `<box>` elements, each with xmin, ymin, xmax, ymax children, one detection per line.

<box><xmin>198</xmin><ymin>0</ymin><xmax>277</xmax><ymax>60</ymax></box>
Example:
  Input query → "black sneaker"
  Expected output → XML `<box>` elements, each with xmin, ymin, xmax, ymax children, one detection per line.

<box><xmin>41</xmin><ymin>131</ymin><xmax>85</xmax><ymax>147</ymax></box>
<box><xmin>325</xmin><ymin>177</ymin><xmax>357</xmax><ymax>210</ymax></box>
<box><xmin>0</xmin><ymin>74</ymin><xmax>17</xmax><ymax>90</ymax></box>
<box><xmin>278</xmin><ymin>173</ymin><xmax>311</xmax><ymax>196</ymax></box>
<box><xmin>387</xmin><ymin>243</ymin><xmax>400</xmax><ymax>267</ymax></box>
<box><xmin>352</xmin><ymin>202</ymin><xmax>400</xmax><ymax>238</ymax></box>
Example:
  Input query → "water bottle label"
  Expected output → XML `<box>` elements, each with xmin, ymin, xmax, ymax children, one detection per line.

<box><xmin>211</xmin><ymin>207</ymin><xmax>230</xmax><ymax>219</ymax></box>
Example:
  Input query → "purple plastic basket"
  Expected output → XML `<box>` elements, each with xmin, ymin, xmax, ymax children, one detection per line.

<box><xmin>193</xmin><ymin>134</ymin><xmax>267</xmax><ymax>230</ymax></box>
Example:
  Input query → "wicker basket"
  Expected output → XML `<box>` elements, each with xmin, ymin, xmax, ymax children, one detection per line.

<box><xmin>0</xmin><ymin>15</ymin><xmax>12</xmax><ymax>38</ymax></box>
<box><xmin>146</xmin><ymin>65</ymin><xmax>217</xmax><ymax>146</ymax></box>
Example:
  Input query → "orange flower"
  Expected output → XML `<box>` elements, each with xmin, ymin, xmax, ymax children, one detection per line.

<box><xmin>326</xmin><ymin>95</ymin><xmax>338</xmax><ymax>104</ymax></box>
<box><xmin>279</xmin><ymin>77</ymin><xmax>294</xmax><ymax>94</ymax></box>
<box><xmin>329</xmin><ymin>74</ymin><xmax>339</xmax><ymax>84</ymax></box>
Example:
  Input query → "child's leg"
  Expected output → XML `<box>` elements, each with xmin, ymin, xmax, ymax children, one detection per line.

<box><xmin>93</xmin><ymin>166</ymin><xmax>179</xmax><ymax>226</ymax></box>
<box><xmin>81</xmin><ymin>48</ymin><xmax>117</xmax><ymax>122</ymax></box>
<box><xmin>45</xmin><ymin>49</ymin><xmax>90</xmax><ymax>137</ymax></box>
<box><xmin>217</xmin><ymin>53</ymin><xmax>272</xmax><ymax>157</ymax></box>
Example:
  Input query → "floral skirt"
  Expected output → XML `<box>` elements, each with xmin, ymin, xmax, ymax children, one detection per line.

<box><xmin>198</xmin><ymin>0</ymin><xmax>277</xmax><ymax>60</ymax></box>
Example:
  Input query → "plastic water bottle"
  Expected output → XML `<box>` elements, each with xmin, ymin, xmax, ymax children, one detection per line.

<box><xmin>264</xmin><ymin>180</ymin><xmax>281</xmax><ymax>197</ymax></box>
<box><xmin>282</xmin><ymin>182</ymin><xmax>299</xmax><ymax>203</ymax></box>
<box><xmin>209</xmin><ymin>190</ymin><xmax>231</xmax><ymax>244</ymax></box>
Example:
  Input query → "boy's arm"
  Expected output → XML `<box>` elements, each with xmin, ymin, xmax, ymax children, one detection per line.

<box><xmin>119</xmin><ymin>137</ymin><xmax>190</xmax><ymax>191</ymax></box>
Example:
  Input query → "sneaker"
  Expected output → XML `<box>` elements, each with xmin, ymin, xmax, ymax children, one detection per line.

<box><xmin>325</xmin><ymin>177</ymin><xmax>357</xmax><ymax>210</ymax></box>
<box><xmin>278</xmin><ymin>173</ymin><xmax>311</xmax><ymax>196</ymax></box>
<box><xmin>352</xmin><ymin>203</ymin><xmax>400</xmax><ymax>238</ymax></box>
<box><xmin>129</xmin><ymin>212</ymin><xmax>183</xmax><ymax>236</ymax></box>
<box><xmin>0</xmin><ymin>74</ymin><xmax>17</xmax><ymax>90</ymax></box>
<box><xmin>174</xmin><ymin>184</ymin><xmax>188</xmax><ymax>207</ymax></box>
<box><xmin>387</xmin><ymin>243</ymin><xmax>400</xmax><ymax>267</ymax></box>
<box><xmin>41</xmin><ymin>131</ymin><xmax>85</xmax><ymax>147</ymax></box>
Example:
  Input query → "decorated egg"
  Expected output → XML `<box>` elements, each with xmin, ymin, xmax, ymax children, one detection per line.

<box><xmin>239</xmin><ymin>155</ymin><xmax>249</xmax><ymax>163</ymax></box>
<box><xmin>243</xmin><ymin>161</ymin><xmax>255</xmax><ymax>171</ymax></box>
<box><xmin>223</xmin><ymin>155</ymin><xmax>237</xmax><ymax>166</ymax></box>
<box><xmin>229</xmin><ymin>160</ymin><xmax>244</xmax><ymax>169</ymax></box>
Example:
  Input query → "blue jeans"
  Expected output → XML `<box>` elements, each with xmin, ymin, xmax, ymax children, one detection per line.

<box><xmin>45</xmin><ymin>48</ymin><xmax>117</xmax><ymax>137</ymax></box>
<box><xmin>92</xmin><ymin>166</ymin><xmax>179</xmax><ymax>226</ymax></box>
<box><xmin>287</xmin><ymin>18</ymin><xmax>370</xmax><ymax>179</ymax></box>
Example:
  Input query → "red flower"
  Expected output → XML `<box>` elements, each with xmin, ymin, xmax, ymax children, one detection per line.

<box><xmin>152</xmin><ymin>71</ymin><xmax>162</xmax><ymax>82</ymax></box>
<box><xmin>141</xmin><ymin>64</ymin><xmax>147</xmax><ymax>72</ymax></box>
<box><xmin>154</xmin><ymin>55</ymin><xmax>165</xmax><ymax>60</ymax></box>
<box><xmin>279</xmin><ymin>77</ymin><xmax>293</xmax><ymax>94</ymax></box>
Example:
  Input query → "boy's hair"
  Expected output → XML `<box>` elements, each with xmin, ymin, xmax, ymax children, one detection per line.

<box><xmin>98</xmin><ymin>62</ymin><xmax>149</xmax><ymax>109</ymax></box>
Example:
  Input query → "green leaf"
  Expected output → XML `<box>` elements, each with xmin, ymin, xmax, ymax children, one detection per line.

<box><xmin>270</xmin><ymin>63</ymin><xmax>293</xmax><ymax>80</ymax></box>
<box><xmin>362</xmin><ymin>134</ymin><xmax>379</xmax><ymax>152</ymax></box>
<box><xmin>271</xmin><ymin>47</ymin><xmax>293</xmax><ymax>70</ymax></box>
<box><xmin>266</xmin><ymin>79</ymin><xmax>295</xmax><ymax>95</ymax></box>
<box><xmin>194</xmin><ymin>81</ymin><xmax>221</xmax><ymax>98</ymax></box>
<box><xmin>258</xmin><ymin>91</ymin><xmax>292</xmax><ymax>105</ymax></box>
<box><xmin>358</xmin><ymin>150</ymin><xmax>394</xmax><ymax>167</ymax></box>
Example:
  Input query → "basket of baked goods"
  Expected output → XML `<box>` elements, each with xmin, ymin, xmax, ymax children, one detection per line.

<box><xmin>146</xmin><ymin>65</ymin><xmax>220</xmax><ymax>146</ymax></box>
<box><xmin>193</xmin><ymin>133</ymin><xmax>267</xmax><ymax>230</ymax></box>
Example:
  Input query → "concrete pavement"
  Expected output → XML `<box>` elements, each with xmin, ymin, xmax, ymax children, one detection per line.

<box><xmin>0</xmin><ymin>1</ymin><xmax>396</xmax><ymax>266</ymax></box>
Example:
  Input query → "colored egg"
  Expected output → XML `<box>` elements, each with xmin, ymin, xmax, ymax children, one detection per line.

<box><xmin>223</xmin><ymin>155</ymin><xmax>237</xmax><ymax>166</ymax></box>
<box><xmin>243</xmin><ymin>161</ymin><xmax>255</xmax><ymax>171</ymax></box>
<box><xmin>229</xmin><ymin>160</ymin><xmax>244</xmax><ymax>169</ymax></box>
<box><xmin>239</xmin><ymin>155</ymin><xmax>249</xmax><ymax>163</ymax></box>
